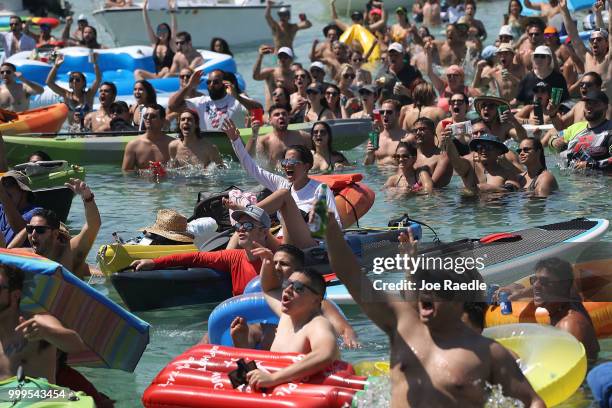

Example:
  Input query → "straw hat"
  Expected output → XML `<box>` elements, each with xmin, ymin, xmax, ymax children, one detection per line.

<box><xmin>139</xmin><ymin>209</ymin><xmax>194</xmax><ymax>243</ymax></box>
<box><xmin>473</xmin><ymin>96</ymin><xmax>509</xmax><ymax>112</ymax></box>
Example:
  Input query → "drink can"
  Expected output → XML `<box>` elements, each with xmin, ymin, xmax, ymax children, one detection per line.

<box><xmin>497</xmin><ymin>105</ymin><xmax>510</xmax><ymax>123</ymax></box>
<box><xmin>486</xmin><ymin>284</ymin><xmax>500</xmax><ymax>305</ymax></box>
<box><xmin>499</xmin><ymin>291</ymin><xmax>513</xmax><ymax>315</ymax></box>
<box><xmin>368</xmin><ymin>131</ymin><xmax>379</xmax><ymax>150</ymax></box>
<box><xmin>551</xmin><ymin>87</ymin><xmax>563</xmax><ymax>105</ymax></box>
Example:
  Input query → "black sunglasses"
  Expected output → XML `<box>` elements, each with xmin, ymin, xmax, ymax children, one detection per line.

<box><xmin>281</xmin><ymin>158</ymin><xmax>303</xmax><ymax>167</ymax></box>
<box><xmin>234</xmin><ymin>221</ymin><xmax>258</xmax><ymax>232</ymax></box>
<box><xmin>516</xmin><ymin>147</ymin><xmax>533</xmax><ymax>154</ymax></box>
<box><xmin>26</xmin><ymin>225</ymin><xmax>53</xmax><ymax>234</ymax></box>
<box><xmin>393</xmin><ymin>153</ymin><xmax>416</xmax><ymax>160</ymax></box>
<box><xmin>282</xmin><ymin>279</ymin><xmax>320</xmax><ymax>295</ymax></box>
<box><xmin>180</xmin><ymin>74</ymin><xmax>191</xmax><ymax>80</ymax></box>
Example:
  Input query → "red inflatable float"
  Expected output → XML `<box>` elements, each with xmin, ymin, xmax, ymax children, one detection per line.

<box><xmin>143</xmin><ymin>344</ymin><xmax>370</xmax><ymax>408</ymax></box>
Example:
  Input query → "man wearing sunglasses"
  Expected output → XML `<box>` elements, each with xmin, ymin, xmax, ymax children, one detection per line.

<box><xmin>560</xmin><ymin>0</ymin><xmax>610</xmax><ymax>104</ymax></box>
<box><xmin>0</xmin><ymin>16</ymin><xmax>36</xmax><ymax>61</ymax></box>
<box><xmin>122</xmin><ymin>104</ymin><xmax>174</xmax><ymax>171</ymax></box>
<box><xmin>549</xmin><ymin>72</ymin><xmax>604</xmax><ymax>134</ymax></box>
<box><xmin>365</xmin><ymin>99</ymin><xmax>412</xmax><ymax>166</ymax></box>
<box><xmin>324</xmin><ymin>215</ymin><xmax>544</xmax><ymax>408</ymax></box>
<box><xmin>517</xmin><ymin>18</ymin><xmax>546</xmax><ymax>70</ymax></box>
<box><xmin>131</xmin><ymin>205</ymin><xmax>278</xmax><ymax>296</ymax></box>
<box><xmin>473</xmin><ymin>96</ymin><xmax>527</xmax><ymax>149</ymax></box>
<box><xmin>163</xmin><ymin>31</ymin><xmax>203</xmax><ymax>78</ymax></box>
<box><xmin>253</xmin><ymin>45</ymin><xmax>296</xmax><ymax>112</ymax></box>
<box><xmin>83</xmin><ymin>82</ymin><xmax>117</xmax><ymax>132</ymax></box>
<box><xmin>0</xmin><ymin>172</ymin><xmax>42</xmax><ymax>246</ymax></box>
<box><xmin>244</xmin><ymin>249</ymin><xmax>339</xmax><ymax>390</ymax></box>
<box><xmin>264</xmin><ymin>1</ymin><xmax>311</xmax><ymax>51</ymax></box>
<box><xmin>0</xmin><ymin>62</ymin><xmax>43</xmax><ymax>112</ymax></box>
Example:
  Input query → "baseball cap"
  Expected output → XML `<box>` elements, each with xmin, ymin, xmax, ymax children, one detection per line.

<box><xmin>481</xmin><ymin>45</ymin><xmax>497</xmax><ymax>60</ymax></box>
<box><xmin>498</xmin><ymin>25</ymin><xmax>514</xmax><ymax>38</ymax></box>
<box><xmin>77</xmin><ymin>14</ymin><xmax>88</xmax><ymax>22</ymax></box>
<box><xmin>351</xmin><ymin>11</ymin><xmax>363</xmax><ymax>20</ymax></box>
<box><xmin>231</xmin><ymin>205</ymin><xmax>271</xmax><ymax>229</ymax></box>
<box><xmin>388</xmin><ymin>42</ymin><xmax>404</xmax><ymax>54</ymax></box>
<box><xmin>278</xmin><ymin>6</ymin><xmax>290</xmax><ymax>14</ymax></box>
<box><xmin>1</xmin><ymin>171</ymin><xmax>32</xmax><ymax>192</ymax></box>
<box><xmin>533</xmin><ymin>45</ymin><xmax>552</xmax><ymax>56</ymax></box>
<box><xmin>582</xmin><ymin>90</ymin><xmax>609</xmax><ymax>105</ymax></box>
<box><xmin>358</xmin><ymin>83</ymin><xmax>378</xmax><ymax>94</ymax></box>
<box><xmin>544</xmin><ymin>26</ymin><xmax>558</xmax><ymax>35</ymax></box>
<box><xmin>590</xmin><ymin>28</ymin><xmax>609</xmax><ymax>40</ymax></box>
<box><xmin>277</xmin><ymin>47</ymin><xmax>294</xmax><ymax>59</ymax></box>
<box><xmin>309</xmin><ymin>61</ymin><xmax>325</xmax><ymax>72</ymax></box>
<box><xmin>497</xmin><ymin>43</ymin><xmax>515</xmax><ymax>54</ymax></box>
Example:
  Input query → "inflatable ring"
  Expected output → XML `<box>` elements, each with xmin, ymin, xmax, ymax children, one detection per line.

<box><xmin>339</xmin><ymin>24</ymin><xmax>381</xmax><ymax>63</ymax></box>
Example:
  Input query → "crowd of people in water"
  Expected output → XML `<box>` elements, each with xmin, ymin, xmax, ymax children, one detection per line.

<box><xmin>0</xmin><ymin>0</ymin><xmax>611</xmax><ymax>406</ymax></box>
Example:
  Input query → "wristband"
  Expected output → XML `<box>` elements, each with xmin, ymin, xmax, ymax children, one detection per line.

<box><xmin>83</xmin><ymin>193</ymin><xmax>95</xmax><ymax>203</ymax></box>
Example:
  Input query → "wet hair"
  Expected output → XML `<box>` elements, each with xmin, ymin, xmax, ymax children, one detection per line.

<box><xmin>268</xmin><ymin>103</ymin><xmax>289</xmax><ymax>117</ymax></box>
<box><xmin>412</xmin><ymin>83</ymin><xmax>437</xmax><ymax>107</ymax></box>
<box><xmin>381</xmin><ymin>99</ymin><xmax>401</xmax><ymax>112</ymax></box>
<box><xmin>272</xmin><ymin>86</ymin><xmax>291</xmax><ymax>108</ymax></box>
<box><xmin>100</xmin><ymin>81</ymin><xmax>117</xmax><ymax>96</ymax></box>
<box><xmin>210</xmin><ymin>37</ymin><xmax>233</xmax><ymax>56</ymax></box>
<box><xmin>134</xmin><ymin>80</ymin><xmax>157</xmax><ymax>105</ymax></box>
<box><xmin>285</xmin><ymin>144</ymin><xmax>314</xmax><ymax>168</ymax></box>
<box><xmin>583</xmin><ymin>72</ymin><xmax>603</xmax><ymax>88</ymax></box>
<box><xmin>295</xmin><ymin>268</ymin><xmax>326</xmax><ymax>298</ymax></box>
<box><xmin>110</xmin><ymin>100</ymin><xmax>129</xmax><ymax>113</ymax></box>
<box><xmin>146</xmin><ymin>103</ymin><xmax>166</xmax><ymax>120</ymax></box>
<box><xmin>277</xmin><ymin>244</ymin><xmax>305</xmax><ymax>269</ymax></box>
<box><xmin>0</xmin><ymin>264</ymin><xmax>24</xmax><ymax>292</ymax></box>
<box><xmin>176</xmin><ymin>31</ymin><xmax>192</xmax><ymax>43</ymax></box>
<box><xmin>28</xmin><ymin>150</ymin><xmax>52</xmax><ymax>162</ymax></box>
<box><xmin>156</xmin><ymin>23</ymin><xmax>172</xmax><ymax>45</ymax></box>
<box><xmin>176</xmin><ymin>108</ymin><xmax>202</xmax><ymax>140</ymax></box>
<box><xmin>31</xmin><ymin>208</ymin><xmax>61</xmax><ymax>230</ymax></box>
<box><xmin>534</xmin><ymin>257</ymin><xmax>574</xmax><ymax>292</ymax></box>
<box><xmin>84</xmin><ymin>25</ymin><xmax>97</xmax><ymax>38</ymax></box>
<box><xmin>523</xmin><ymin>137</ymin><xmax>546</xmax><ymax>169</ymax></box>
<box><xmin>414</xmin><ymin>117</ymin><xmax>435</xmax><ymax>132</ymax></box>
<box><xmin>463</xmin><ymin>302</ymin><xmax>487</xmax><ymax>331</ymax></box>
<box><xmin>1</xmin><ymin>62</ymin><xmax>16</xmax><ymax>72</ymax></box>
<box><xmin>395</xmin><ymin>141</ymin><xmax>417</xmax><ymax>156</ymax></box>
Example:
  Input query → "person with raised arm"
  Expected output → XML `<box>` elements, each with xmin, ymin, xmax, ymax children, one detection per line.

<box><xmin>265</xmin><ymin>1</ymin><xmax>311</xmax><ymax>51</ymax></box>
<box><xmin>0</xmin><ymin>62</ymin><xmax>43</xmax><ymax>112</ymax></box>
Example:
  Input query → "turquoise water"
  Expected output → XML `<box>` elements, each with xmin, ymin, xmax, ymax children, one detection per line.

<box><xmin>46</xmin><ymin>0</ymin><xmax>612</xmax><ymax>406</ymax></box>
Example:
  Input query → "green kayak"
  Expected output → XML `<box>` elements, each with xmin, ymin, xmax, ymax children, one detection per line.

<box><xmin>3</xmin><ymin>119</ymin><xmax>371</xmax><ymax>165</ymax></box>
<box><xmin>0</xmin><ymin>376</ymin><xmax>94</xmax><ymax>407</ymax></box>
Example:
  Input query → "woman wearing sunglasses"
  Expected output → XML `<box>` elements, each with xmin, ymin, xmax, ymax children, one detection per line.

<box><xmin>134</xmin><ymin>0</ymin><xmax>177</xmax><ymax>80</ymax></box>
<box><xmin>324</xmin><ymin>84</ymin><xmax>343</xmax><ymax>119</ymax></box>
<box><xmin>223</xmin><ymin>118</ymin><xmax>342</xmax><ymax>249</ymax></box>
<box><xmin>289</xmin><ymin>69</ymin><xmax>311</xmax><ymax>123</ymax></box>
<box><xmin>304</xmin><ymin>83</ymin><xmax>335</xmax><ymax>123</ymax></box>
<box><xmin>336</xmin><ymin>64</ymin><xmax>358</xmax><ymax>118</ymax></box>
<box><xmin>45</xmin><ymin>53</ymin><xmax>101</xmax><ymax>128</ymax></box>
<box><xmin>310</xmin><ymin>121</ymin><xmax>350</xmax><ymax>172</ymax></box>
<box><xmin>130</xmin><ymin>80</ymin><xmax>158</xmax><ymax>130</ymax></box>
<box><xmin>383</xmin><ymin>142</ymin><xmax>433</xmax><ymax>193</ymax></box>
<box><xmin>516</xmin><ymin>137</ymin><xmax>558</xmax><ymax>197</ymax></box>
<box><xmin>349</xmin><ymin>51</ymin><xmax>372</xmax><ymax>87</ymax></box>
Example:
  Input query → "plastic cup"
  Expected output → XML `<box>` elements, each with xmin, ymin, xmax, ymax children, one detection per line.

<box><xmin>251</xmin><ymin>108</ymin><xmax>264</xmax><ymax>124</ymax></box>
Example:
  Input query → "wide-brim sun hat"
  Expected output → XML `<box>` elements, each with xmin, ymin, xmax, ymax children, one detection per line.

<box><xmin>473</xmin><ymin>96</ymin><xmax>509</xmax><ymax>113</ymax></box>
<box><xmin>469</xmin><ymin>133</ymin><xmax>509</xmax><ymax>154</ymax></box>
<box><xmin>139</xmin><ymin>209</ymin><xmax>194</xmax><ymax>243</ymax></box>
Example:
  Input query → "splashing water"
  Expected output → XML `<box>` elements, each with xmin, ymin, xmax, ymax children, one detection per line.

<box><xmin>352</xmin><ymin>376</ymin><xmax>391</xmax><ymax>408</ymax></box>
<box><xmin>484</xmin><ymin>382</ymin><xmax>525</xmax><ymax>408</ymax></box>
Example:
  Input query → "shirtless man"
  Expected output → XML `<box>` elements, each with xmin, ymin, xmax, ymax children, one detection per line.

<box><xmin>169</xmin><ymin>109</ymin><xmax>224</xmax><ymax>168</ymax></box>
<box><xmin>423</xmin><ymin>0</ymin><xmax>442</xmax><ymax>26</ymax></box>
<box><xmin>444</xmin><ymin>132</ymin><xmax>521</xmax><ymax>194</ymax></box>
<box><xmin>168</xmin><ymin>32</ymin><xmax>204</xmax><ymax>76</ymax></box>
<box><xmin>549</xmin><ymin>72</ymin><xmax>602</xmax><ymax>132</ymax></box>
<box><xmin>79</xmin><ymin>26</ymin><xmax>104</xmax><ymax>50</ymax></box>
<box><xmin>473</xmin><ymin>44</ymin><xmax>523</xmax><ymax>101</ymax></box>
<box><xmin>0</xmin><ymin>16</ymin><xmax>36</xmax><ymax>60</ymax></box>
<box><xmin>364</xmin><ymin>99</ymin><xmax>410</xmax><ymax>166</ymax></box>
<box><xmin>474</xmin><ymin>96</ymin><xmax>527</xmax><ymax>144</ymax></box>
<box><xmin>122</xmin><ymin>104</ymin><xmax>174</xmax><ymax>171</ymax></box>
<box><xmin>0</xmin><ymin>264</ymin><xmax>86</xmax><ymax>384</ymax></box>
<box><xmin>0</xmin><ymin>63</ymin><xmax>43</xmax><ymax>112</ymax></box>
<box><xmin>311</xmin><ymin>24</ymin><xmax>341</xmax><ymax>61</ymax></box>
<box><xmin>434</xmin><ymin>24</ymin><xmax>468</xmax><ymax>67</ymax></box>
<box><xmin>17</xmin><ymin>181</ymin><xmax>100</xmax><ymax>279</ymax></box>
<box><xmin>560</xmin><ymin>0</ymin><xmax>611</xmax><ymax>101</ymax></box>
<box><xmin>83</xmin><ymin>82</ymin><xmax>116</xmax><ymax>132</ymax></box>
<box><xmin>265</xmin><ymin>1</ymin><xmax>311</xmax><ymax>51</ymax></box>
<box><xmin>523</xmin><ymin>0</ymin><xmax>561</xmax><ymax>22</ymax></box>
<box><xmin>245</xmin><ymin>259</ymin><xmax>338</xmax><ymax>389</ymax></box>
<box><xmin>324</xmin><ymin>217</ymin><xmax>544</xmax><ymax>408</ymax></box>
<box><xmin>248</xmin><ymin>105</ymin><xmax>311</xmax><ymax>167</ymax></box>
<box><xmin>399</xmin><ymin>83</ymin><xmax>445</xmax><ymax>130</ymax></box>
<box><xmin>495</xmin><ymin>257</ymin><xmax>600</xmax><ymax>360</ymax></box>
<box><xmin>411</xmin><ymin>117</ymin><xmax>453</xmax><ymax>188</ymax></box>
<box><xmin>517</xmin><ymin>19</ymin><xmax>545</xmax><ymax>70</ymax></box>
<box><xmin>253</xmin><ymin>45</ymin><xmax>296</xmax><ymax>111</ymax></box>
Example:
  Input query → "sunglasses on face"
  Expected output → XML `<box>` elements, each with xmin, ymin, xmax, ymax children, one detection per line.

<box><xmin>26</xmin><ymin>225</ymin><xmax>53</xmax><ymax>234</ymax></box>
<box><xmin>9</xmin><ymin>23</ymin><xmax>19</xmax><ymax>27</ymax></box>
<box><xmin>306</xmin><ymin>88</ymin><xmax>320</xmax><ymax>95</ymax></box>
<box><xmin>234</xmin><ymin>221</ymin><xmax>258</xmax><ymax>232</ymax></box>
<box><xmin>529</xmin><ymin>275</ymin><xmax>557</xmax><ymax>286</ymax></box>
<box><xmin>272</xmin><ymin>92</ymin><xmax>285</xmax><ymax>97</ymax></box>
<box><xmin>393</xmin><ymin>153</ymin><xmax>416</xmax><ymax>160</ymax></box>
<box><xmin>473</xmin><ymin>130</ymin><xmax>487</xmax><ymax>137</ymax></box>
<box><xmin>70</xmin><ymin>77</ymin><xmax>82</xmax><ymax>82</ymax></box>
<box><xmin>343</xmin><ymin>73</ymin><xmax>356</xmax><ymax>79</ymax></box>
<box><xmin>359</xmin><ymin>90</ymin><xmax>373</xmax><ymax>96</ymax></box>
<box><xmin>476</xmin><ymin>144</ymin><xmax>496</xmax><ymax>152</ymax></box>
<box><xmin>295</xmin><ymin>74</ymin><xmax>307</xmax><ymax>79</ymax></box>
<box><xmin>110</xmin><ymin>109</ymin><xmax>126</xmax><ymax>115</ymax></box>
<box><xmin>180</xmin><ymin>74</ymin><xmax>191</xmax><ymax>80</ymax></box>
<box><xmin>414</xmin><ymin>127</ymin><xmax>430</xmax><ymax>134</ymax></box>
<box><xmin>176</xmin><ymin>40</ymin><xmax>186</xmax><ymax>45</ymax></box>
<box><xmin>528</xmin><ymin>32</ymin><xmax>541</xmax><ymax>37</ymax></box>
<box><xmin>143</xmin><ymin>113</ymin><xmax>159</xmax><ymax>120</ymax></box>
<box><xmin>282</xmin><ymin>279</ymin><xmax>320</xmax><ymax>295</ymax></box>
<box><xmin>325</xmin><ymin>91</ymin><xmax>339</xmax><ymax>97</ymax></box>
<box><xmin>533</xmin><ymin>54</ymin><xmax>547</xmax><ymax>59</ymax></box>
<box><xmin>580</xmin><ymin>81</ymin><xmax>595</xmax><ymax>88</ymax></box>
<box><xmin>516</xmin><ymin>147</ymin><xmax>533</xmax><ymax>154</ymax></box>
<box><xmin>207</xmin><ymin>79</ymin><xmax>223</xmax><ymax>85</ymax></box>
<box><xmin>157</xmin><ymin>27</ymin><xmax>169</xmax><ymax>34</ymax></box>
<box><xmin>589</xmin><ymin>37</ymin><xmax>604</xmax><ymax>43</ymax></box>
<box><xmin>447</xmin><ymin>73</ymin><xmax>462</xmax><ymax>79</ymax></box>
<box><xmin>0</xmin><ymin>70</ymin><xmax>13</xmax><ymax>75</ymax></box>
<box><xmin>534</xmin><ymin>88</ymin><xmax>548</xmax><ymax>94</ymax></box>
<box><xmin>379</xmin><ymin>109</ymin><xmax>394</xmax><ymax>116</ymax></box>
<box><xmin>281</xmin><ymin>158</ymin><xmax>303</xmax><ymax>167</ymax></box>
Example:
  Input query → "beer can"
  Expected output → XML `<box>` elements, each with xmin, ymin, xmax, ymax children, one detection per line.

<box><xmin>551</xmin><ymin>87</ymin><xmax>563</xmax><ymax>105</ymax></box>
<box><xmin>499</xmin><ymin>291</ymin><xmax>513</xmax><ymax>315</ymax></box>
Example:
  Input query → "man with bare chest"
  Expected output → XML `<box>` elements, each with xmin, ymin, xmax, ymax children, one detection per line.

<box><xmin>517</xmin><ymin>19</ymin><xmax>546</xmax><ymax>70</ymax></box>
<box><xmin>265</xmin><ymin>1</ymin><xmax>311</xmax><ymax>51</ymax></box>
<box><xmin>169</xmin><ymin>109</ymin><xmax>224</xmax><ymax>168</ymax></box>
<box><xmin>168</xmin><ymin>32</ymin><xmax>204</xmax><ymax>76</ymax></box>
<box><xmin>84</xmin><ymin>82</ymin><xmax>116</xmax><ymax>132</ymax></box>
<box><xmin>0</xmin><ymin>63</ymin><xmax>43</xmax><ymax>112</ymax></box>
<box><xmin>122</xmin><ymin>104</ymin><xmax>174</xmax><ymax>170</ymax></box>
<box><xmin>474</xmin><ymin>44</ymin><xmax>523</xmax><ymax>101</ymax></box>
<box><xmin>250</xmin><ymin>106</ymin><xmax>310</xmax><ymax>167</ymax></box>
<box><xmin>412</xmin><ymin>117</ymin><xmax>453</xmax><ymax>187</ymax></box>
<box><xmin>365</xmin><ymin>100</ymin><xmax>411</xmax><ymax>166</ymax></box>
<box><xmin>0</xmin><ymin>264</ymin><xmax>85</xmax><ymax>383</ymax></box>
<box><xmin>436</xmin><ymin>24</ymin><xmax>468</xmax><ymax>67</ymax></box>
<box><xmin>253</xmin><ymin>46</ymin><xmax>296</xmax><ymax>111</ymax></box>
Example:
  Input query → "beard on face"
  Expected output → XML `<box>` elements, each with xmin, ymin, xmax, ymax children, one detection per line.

<box><xmin>208</xmin><ymin>87</ymin><xmax>226</xmax><ymax>100</ymax></box>
<box><xmin>585</xmin><ymin>107</ymin><xmax>605</xmax><ymax>122</ymax></box>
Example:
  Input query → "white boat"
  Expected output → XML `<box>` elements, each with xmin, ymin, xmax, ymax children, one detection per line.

<box><xmin>92</xmin><ymin>0</ymin><xmax>290</xmax><ymax>49</ymax></box>
<box><xmin>325</xmin><ymin>0</ymin><xmax>411</xmax><ymax>15</ymax></box>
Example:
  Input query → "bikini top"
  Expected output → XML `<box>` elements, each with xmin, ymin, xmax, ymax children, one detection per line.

<box><xmin>153</xmin><ymin>42</ymin><xmax>175</xmax><ymax>73</ymax></box>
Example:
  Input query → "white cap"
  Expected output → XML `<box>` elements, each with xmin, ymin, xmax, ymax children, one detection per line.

<box><xmin>388</xmin><ymin>42</ymin><xmax>404</xmax><ymax>54</ymax></box>
<box><xmin>533</xmin><ymin>45</ymin><xmax>552</xmax><ymax>56</ymax></box>
<box><xmin>498</xmin><ymin>25</ymin><xmax>514</xmax><ymax>38</ymax></box>
<box><xmin>309</xmin><ymin>61</ymin><xmax>325</xmax><ymax>71</ymax></box>
<box><xmin>77</xmin><ymin>14</ymin><xmax>88</xmax><ymax>22</ymax></box>
<box><xmin>277</xmin><ymin>47</ymin><xmax>294</xmax><ymax>59</ymax></box>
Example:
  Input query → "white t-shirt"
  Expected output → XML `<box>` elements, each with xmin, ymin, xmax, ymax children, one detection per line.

<box><xmin>185</xmin><ymin>94</ymin><xmax>247</xmax><ymax>131</ymax></box>
<box><xmin>0</xmin><ymin>32</ymin><xmax>36</xmax><ymax>62</ymax></box>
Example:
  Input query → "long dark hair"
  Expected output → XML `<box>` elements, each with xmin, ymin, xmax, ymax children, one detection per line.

<box><xmin>210</xmin><ymin>37</ymin><xmax>233</xmax><ymax>56</ymax></box>
<box><xmin>134</xmin><ymin>80</ymin><xmax>157</xmax><ymax>105</ymax></box>
<box><xmin>285</xmin><ymin>144</ymin><xmax>314</xmax><ymax>168</ymax></box>
<box><xmin>176</xmin><ymin>108</ymin><xmax>202</xmax><ymax>140</ymax></box>
<box><xmin>525</xmin><ymin>137</ymin><xmax>546</xmax><ymax>169</ymax></box>
<box><xmin>310</xmin><ymin>121</ymin><xmax>335</xmax><ymax>153</ymax></box>
<box><xmin>156</xmin><ymin>23</ymin><xmax>172</xmax><ymax>46</ymax></box>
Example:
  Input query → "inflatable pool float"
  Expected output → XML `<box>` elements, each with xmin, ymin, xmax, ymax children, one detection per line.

<box><xmin>0</xmin><ymin>104</ymin><xmax>68</xmax><ymax>135</ymax></box>
<box><xmin>97</xmin><ymin>243</ymin><xmax>198</xmax><ymax>276</ymax></box>
<box><xmin>3</xmin><ymin>118</ymin><xmax>372</xmax><ymax>165</ymax></box>
<box><xmin>485</xmin><ymin>258</ymin><xmax>612</xmax><ymax>338</ymax></box>
<box><xmin>142</xmin><ymin>343</ymin><xmax>373</xmax><ymax>408</ymax></box>
<box><xmin>0</xmin><ymin>376</ymin><xmax>94</xmax><ymax>407</ymax></box>
<box><xmin>0</xmin><ymin>16</ymin><xmax>60</xmax><ymax>32</ymax></box>
<box><xmin>5</xmin><ymin>161</ymin><xmax>85</xmax><ymax>190</ymax></box>
<box><xmin>0</xmin><ymin>249</ymin><xmax>150</xmax><ymax>371</ymax></box>
<box><xmin>7</xmin><ymin>47</ymin><xmax>245</xmax><ymax>96</ymax></box>
<box><xmin>520</xmin><ymin>0</ymin><xmax>592</xmax><ymax>15</ymax></box>
<box><xmin>339</xmin><ymin>24</ymin><xmax>380</xmax><ymax>63</ymax></box>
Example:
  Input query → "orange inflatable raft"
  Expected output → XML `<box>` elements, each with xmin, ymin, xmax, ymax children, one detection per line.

<box><xmin>0</xmin><ymin>104</ymin><xmax>68</xmax><ymax>135</ymax></box>
<box><xmin>485</xmin><ymin>258</ymin><xmax>612</xmax><ymax>338</ymax></box>
<box><xmin>143</xmin><ymin>344</ymin><xmax>369</xmax><ymax>408</ymax></box>
<box><xmin>310</xmin><ymin>173</ymin><xmax>375</xmax><ymax>228</ymax></box>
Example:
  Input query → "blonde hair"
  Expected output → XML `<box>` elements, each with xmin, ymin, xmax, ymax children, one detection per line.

<box><xmin>337</xmin><ymin>63</ymin><xmax>355</xmax><ymax>82</ymax></box>
<box><xmin>412</xmin><ymin>82</ymin><xmax>437</xmax><ymax>107</ymax></box>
